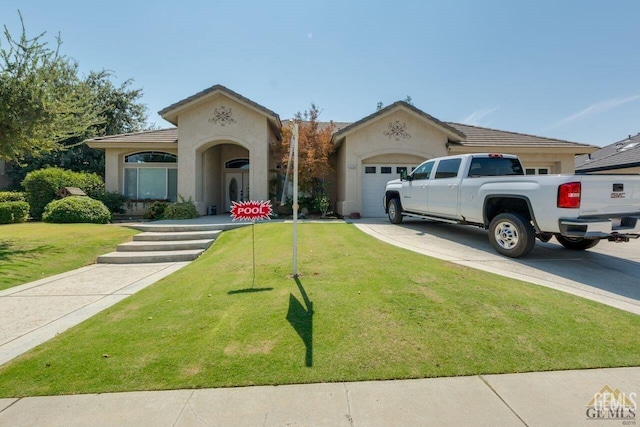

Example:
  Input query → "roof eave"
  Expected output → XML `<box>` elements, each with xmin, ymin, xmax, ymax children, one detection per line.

<box><xmin>576</xmin><ymin>161</ymin><xmax>640</xmax><ymax>173</ymax></box>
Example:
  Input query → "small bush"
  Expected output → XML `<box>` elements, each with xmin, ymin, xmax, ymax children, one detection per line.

<box><xmin>93</xmin><ymin>191</ymin><xmax>129</xmax><ymax>215</ymax></box>
<box><xmin>23</xmin><ymin>168</ymin><xmax>105</xmax><ymax>220</ymax></box>
<box><xmin>0</xmin><ymin>191</ymin><xmax>26</xmax><ymax>202</ymax></box>
<box><xmin>163</xmin><ymin>195</ymin><xmax>199</xmax><ymax>220</ymax></box>
<box><xmin>0</xmin><ymin>201</ymin><xmax>30</xmax><ymax>224</ymax></box>
<box><xmin>144</xmin><ymin>200</ymin><xmax>170</xmax><ymax>220</ymax></box>
<box><xmin>42</xmin><ymin>197</ymin><xmax>111</xmax><ymax>224</ymax></box>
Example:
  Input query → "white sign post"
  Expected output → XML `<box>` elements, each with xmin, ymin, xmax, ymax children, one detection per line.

<box><xmin>291</xmin><ymin>121</ymin><xmax>299</xmax><ymax>278</ymax></box>
<box><xmin>230</xmin><ymin>200</ymin><xmax>273</xmax><ymax>287</ymax></box>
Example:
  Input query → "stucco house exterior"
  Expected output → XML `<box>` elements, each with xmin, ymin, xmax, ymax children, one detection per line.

<box><xmin>575</xmin><ymin>132</ymin><xmax>640</xmax><ymax>174</ymax></box>
<box><xmin>86</xmin><ymin>84</ymin><xmax>597</xmax><ymax>218</ymax></box>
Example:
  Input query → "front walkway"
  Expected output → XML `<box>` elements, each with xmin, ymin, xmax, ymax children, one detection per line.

<box><xmin>0</xmin><ymin>263</ymin><xmax>188</xmax><ymax>366</ymax></box>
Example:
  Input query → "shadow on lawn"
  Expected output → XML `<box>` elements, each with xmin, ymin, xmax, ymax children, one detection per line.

<box><xmin>227</xmin><ymin>287</ymin><xmax>274</xmax><ymax>295</ymax></box>
<box><xmin>287</xmin><ymin>277</ymin><xmax>314</xmax><ymax>367</ymax></box>
<box><xmin>0</xmin><ymin>241</ymin><xmax>54</xmax><ymax>262</ymax></box>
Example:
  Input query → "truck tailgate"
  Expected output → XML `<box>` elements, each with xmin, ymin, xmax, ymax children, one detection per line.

<box><xmin>579</xmin><ymin>175</ymin><xmax>640</xmax><ymax>217</ymax></box>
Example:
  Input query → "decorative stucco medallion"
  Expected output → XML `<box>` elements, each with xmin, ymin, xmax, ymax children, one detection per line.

<box><xmin>383</xmin><ymin>120</ymin><xmax>411</xmax><ymax>141</ymax></box>
<box><xmin>209</xmin><ymin>106</ymin><xmax>237</xmax><ymax>126</ymax></box>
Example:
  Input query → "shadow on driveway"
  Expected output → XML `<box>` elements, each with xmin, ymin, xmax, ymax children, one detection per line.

<box><xmin>356</xmin><ymin>218</ymin><xmax>640</xmax><ymax>310</ymax></box>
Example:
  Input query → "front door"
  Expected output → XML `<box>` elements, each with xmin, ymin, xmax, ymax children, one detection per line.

<box><xmin>225</xmin><ymin>172</ymin><xmax>249</xmax><ymax>211</ymax></box>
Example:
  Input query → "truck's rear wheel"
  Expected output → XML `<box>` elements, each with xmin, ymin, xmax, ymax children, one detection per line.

<box><xmin>387</xmin><ymin>198</ymin><xmax>403</xmax><ymax>224</ymax></box>
<box><xmin>489</xmin><ymin>213</ymin><xmax>536</xmax><ymax>258</ymax></box>
<box><xmin>554</xmin><ymin>235</ymin><xmax>600</xmax><ymax>250</ymax></box>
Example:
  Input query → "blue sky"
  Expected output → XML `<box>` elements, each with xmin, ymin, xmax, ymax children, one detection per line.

<box><xmin>2</xmin><ymin>0</ymin><xmax>639</xmax><ymax>146</ymax></box>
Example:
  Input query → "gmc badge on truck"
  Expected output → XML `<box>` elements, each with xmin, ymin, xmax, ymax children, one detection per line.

<box><xmin>612</xmin><ymin>183</ymin><xmax>625</xmax><ymax>198</ymax></box>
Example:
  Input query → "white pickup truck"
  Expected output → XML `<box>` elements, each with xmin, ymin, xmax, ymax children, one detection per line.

<box><xmin>383</xmin><ymin>153</ymin><xmax>640</xmax><ymax>257</ymax></box>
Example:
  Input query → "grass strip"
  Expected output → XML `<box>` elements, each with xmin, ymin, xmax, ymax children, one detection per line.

<box><xmin>0</xmin><ymin>223</ymin><xmax>137</xmax><ymax>291</ymax></box>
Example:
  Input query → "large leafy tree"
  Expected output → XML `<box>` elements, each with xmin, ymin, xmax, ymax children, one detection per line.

<box><xmin>277</xmin><ymin>103</ymin><xmax>335</xmax><ymax>196</ymax></box>
<box><xmin>7</xmin><ymin>70</ymin><xmax>150</xmax><ymax>185</ymax></box>
<box><xmin>0</xmin><ymin>13</ymin><xmax>103</xmax><ymax>161</ymax></box>
<box><xmin>1</xmin><ymin>14</ymin><xmax>150</xmax><ymax>187</ymax></box>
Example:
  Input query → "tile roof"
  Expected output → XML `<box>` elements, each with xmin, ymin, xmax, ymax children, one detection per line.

<box><xmin>446</xmin><ymin>122</ymin><xmax>594</xmax><ymax>149</ymax></box>
<box><xmin>86</xmin><ymin>128</ymin><xmax>178</xmax><ymax>144</ymax></box>
<box><xmin>85</xmin><ymin>108</ymin><xmax>596</xmax><ymax>154</ymax></box>
<box><xmin>575</xmin><ymin>133</ymin><xmax>640</xmax><ymax>172</ymax></box>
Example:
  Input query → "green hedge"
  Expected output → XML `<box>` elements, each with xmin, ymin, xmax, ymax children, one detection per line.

<box><xmin>0</xmin><ymin>201</ymin><xmax>30</xmax><ymax>224</ymax></box>
<box><xmin>0</xmin><ymin>191</ymin><xmax>26</xmax><ymax>202</ymax></box>
<box><xmin>163</xmin><ymin>196</ymin><xmax>199</xmax><ymax>220</ymax></box>
<box><xmin>143</xmin><ymin>200</ymin><xmax>170</xmax><ymax>220</ymax></box>
<box><xmin>92</xmin><ymin>190</ymin><xmax>129</xmax><ymax>215</ymax></box>
<box><xmin>23</xmin><ymin>168</ymin><xmax>104</xmax><ymax>220</ymax></box>
<box><xmin>42</xmin><ymin>197</ymin><xmax>111</xmax><ymax>224</ymax></box>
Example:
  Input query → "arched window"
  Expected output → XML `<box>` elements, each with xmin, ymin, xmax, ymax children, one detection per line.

<box><xmin>123</xmin><ymin>151</ymin><xmax>178</xmax><ymax>201</ymax></box>
<box><xmin>125</xmin><ymin>152</ymin><xmax>177</xmax><ymax>163</ymax></box>
<box><xmin>225</xmin><ymin>158</ymin><xmax>250</xmax><ymax>169</ymax></box>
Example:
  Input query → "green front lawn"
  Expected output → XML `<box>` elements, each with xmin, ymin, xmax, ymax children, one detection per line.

<box><xmin>0</xmin><ymin>223</ymin><xmax>137</xmax><ymax>291</ymax></box>
<box><xmin>0</xmin><ymin>223</ymin><xmax>638</xmax><ymax>397</ymax></box>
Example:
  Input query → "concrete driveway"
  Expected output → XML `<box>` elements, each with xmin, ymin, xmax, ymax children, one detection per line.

<box><xmin>354</xmin><ymin>218</ymin><xmax>640</xmax><ymax>315</ymax></box>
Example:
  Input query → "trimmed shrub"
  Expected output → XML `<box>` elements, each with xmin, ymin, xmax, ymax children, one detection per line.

<box><xmin>23</xmin><ymin>168</ymin><xmax>105</xmax><ymax>219</ymax></box>
<box><xmin>163</xmin><ymin>196</ymin><xmax>199</xmax><ymax>220</ymax></box>
<box><xmin>0</xmin><ymin>201</ymin><xmax>30</xmax><ymax>224</ymax></box>
<box><xmin>143</xmin><ymin>200</ymin><xmax>170</xmax><ymax>220</ymax></box>
<box><xmin>42</xmin><ymin>197</ymin><xmax>111</xmax><ymax>224</ymax></box>
<box><xmin>0</xmin><ymin>191</ymin><xmax>26</xmax><ymax>202</ymax></box>
<box><xmin>93</xmin><ymin>190</ymin><xmax>129</xmax><ymax>215</ymax></box>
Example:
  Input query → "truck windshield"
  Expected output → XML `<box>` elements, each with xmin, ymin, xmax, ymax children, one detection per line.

<box><xmin>468</xmin><ymin>157</ymin><xmax>524</xmax><ymax>177</ymax></box>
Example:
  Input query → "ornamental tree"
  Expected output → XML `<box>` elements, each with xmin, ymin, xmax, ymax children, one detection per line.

<box><xmin>277</xmin><ymin>103</ymin><xmax>336</xmax><ymax>196</ymax></box>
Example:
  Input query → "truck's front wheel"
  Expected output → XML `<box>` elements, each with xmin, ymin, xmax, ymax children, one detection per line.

<box><xmin>554</xmin><ymin>235</ymin><xmax>600</xmax><ymax>250</ymax></box>
<box><xmin>387</xmin><ymin>198</ymin><xmax>403</xmax><ymax>224</ymax></box>
<box><xmin>489</xmin><ymin>213</ymin><xmax>536</xmax><ymax>258</ymax></box>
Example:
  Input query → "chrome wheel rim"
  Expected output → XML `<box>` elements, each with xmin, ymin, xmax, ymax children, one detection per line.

<box><xmin>494</xmin><ymin>221</ymin><xmax>519</xmax><ymax>250</ymax></box>
<box><xmin>388</xmin><ymin>203</ymin><xmax>396</xmax><ymax>220</ymax></box>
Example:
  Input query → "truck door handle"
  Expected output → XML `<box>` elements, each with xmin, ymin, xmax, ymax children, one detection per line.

<box><xmin>448</xmin><ymin>184</ymin><xmax>458</xmax><ymax>188</ymax></box>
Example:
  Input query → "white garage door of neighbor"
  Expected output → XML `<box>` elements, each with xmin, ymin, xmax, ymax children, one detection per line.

<box><xmin>362</xmin><ymin>164</ymin><xmax>417</xmax><ymax>217</ymax></box>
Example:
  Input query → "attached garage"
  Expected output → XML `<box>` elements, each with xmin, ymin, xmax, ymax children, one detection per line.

<box><xmin>361</xmin><ymin>163</ymin><xmax>418</xmax><ymax>217</ymax></box>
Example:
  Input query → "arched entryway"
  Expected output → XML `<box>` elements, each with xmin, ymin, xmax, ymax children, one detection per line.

<box><xmin>224</xmin><ymin>158</ymin><xmax>250</xmax><ymax>211</ymax></box>
<box><xmin>200</xmin><ymin>142</ymin><xmax>250</xmax><ymax>213</ymax></box>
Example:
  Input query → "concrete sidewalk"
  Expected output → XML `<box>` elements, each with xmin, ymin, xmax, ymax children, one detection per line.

<box><xmin>0</xmin><ymin>262</ymin><xmax>189</xmax><ymax>366</ymax></box>
<box><xmin>1</xmin><ymin>367</ymin><xmax>638</xmax><ymax>426</ymax></box>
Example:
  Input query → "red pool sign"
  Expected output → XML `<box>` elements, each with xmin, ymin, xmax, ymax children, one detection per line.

<box><xmin>230</xmin><ymin>200</ymin><xmax>273</xmax><ymax>221</ymax></box>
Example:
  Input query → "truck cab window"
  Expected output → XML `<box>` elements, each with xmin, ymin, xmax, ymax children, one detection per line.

<box><xmin>411</xmin><ymin>161</ymin><xmax>434</xmax><ymax>180</ymax></box>
<box><xmin>434</xmin><ymin>159</ymin><xmax>462</xmax><ymax>179</ymax></box>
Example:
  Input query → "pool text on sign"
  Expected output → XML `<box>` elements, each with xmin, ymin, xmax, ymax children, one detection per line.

<box><xmin>230</xmin><ymin>200</ymin><xmax>273</xmax><ymax>221</ymax></box>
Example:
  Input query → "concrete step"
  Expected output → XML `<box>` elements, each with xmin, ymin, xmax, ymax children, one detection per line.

<box><xmin>133</xmin><ymin>230</ymin><xmax>221</xmax><ymax>242</ymax></box>
<box><xmin>117</xmin><ymin>239</ymin><xmax>214</xmax><ymax>252</ymax></box>
<box><xmin>127</xmin><ymin>223</ymin><xmax>248</xmax><ymax>233</ymax></box>
<box><xmin>97</xmin><ymin>249</ymin><xmax>205</xmax><ymax>264</ymax></box>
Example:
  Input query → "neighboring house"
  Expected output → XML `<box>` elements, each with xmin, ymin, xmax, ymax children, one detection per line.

<box><xmin>86</xmin><ymin>84</ymin><xmax>597</xmax><ymax>218</ymax></box>
<box><xmin>575</xmin><ymin>133</ymin><xmax>640</xmax><ymax>174</ymax></box>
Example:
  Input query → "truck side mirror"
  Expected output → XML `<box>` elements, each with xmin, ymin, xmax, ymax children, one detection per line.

<box><xmin>401</xmin><ymin>170</ymin><xmax>408</xmax><ymax>181</ymax></box>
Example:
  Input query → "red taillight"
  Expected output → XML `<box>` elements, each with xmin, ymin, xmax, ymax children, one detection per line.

<box><xmin>558</xmin><ymin>182</ymin><xmax>581</xmax><ymax>208</ymax></box>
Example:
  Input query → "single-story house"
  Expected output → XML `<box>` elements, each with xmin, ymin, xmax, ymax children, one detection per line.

<box><xmin>86</xmin><ymin>84</ymin><xmax>597</xmax><ymax>217</ymax></box>
<box><xmin>575</xmin><ymin>132</ymin><xmax>640</xmax><ymax>174</ymax></box>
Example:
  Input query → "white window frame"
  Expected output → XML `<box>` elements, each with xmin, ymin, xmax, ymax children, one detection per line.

<box><xmin>123</xmin><ymin>151</ymin><xmax>177</xmax><ymax>200</ymax></box>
